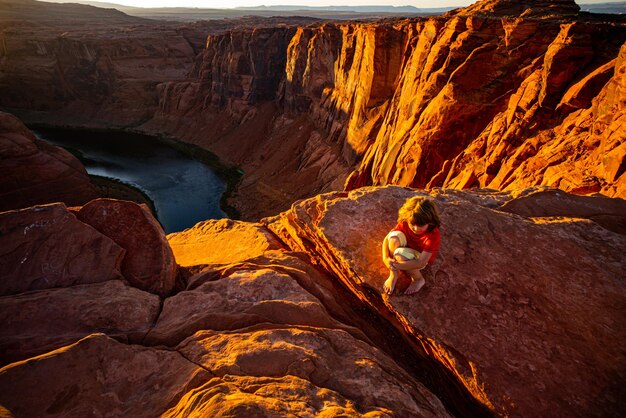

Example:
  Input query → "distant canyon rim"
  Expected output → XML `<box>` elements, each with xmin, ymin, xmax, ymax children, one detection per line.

<box><xmin>1</xmin><ymin>0</ymin><xmax>625</xmax><ymax>219</ymax></box>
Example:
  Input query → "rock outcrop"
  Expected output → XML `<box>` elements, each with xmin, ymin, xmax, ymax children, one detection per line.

<box><xmin>265</xmin><ymin>186</ymin><xmax>626</xmax><ymax>417</ymax></box>
<box><xmin>166</xmin><ymin>218</ymin><xmax>283</xmax><ymax>267</ymax></box>
<box><xmin>2</xmin><ymin>185</ymin><xmax>624</xmax><ymax>416</ymax></box>
<box><xmin>0</xmin><ymin>280</ymin><xmax>159</xmax><ymax>366</ymax></box>
<box><xmin>0</xmin><ymin>203</ymin><xmax>125</xmax><ymax>296</ymax></box>
<box><xmin>0</xmin><ymin>112</ymin><xmax>98</xmax><ymax>211</ymax></box>
<box><xmin>0</xmin><ymin>195</ymin><xmax>453</xmax><ymax>417</ymax></box>
<box><xmin>0</xmin><ymin>334</ymin><xmax>212</xmax><ymax>417</ymax></box>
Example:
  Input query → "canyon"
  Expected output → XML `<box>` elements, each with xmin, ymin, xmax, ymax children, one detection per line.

<box><xmin>2</xmin><ymin>0</ymin><xmax>626</xmax><ymax>219</ymax></box>
<box><xmin>1</xmin><ymin>116</ymin><xmax>625</xmax><ymax>416</ymax></box>
<box><xmin>1</xmin><ymin>0</ymin><xmax>626</xmax><ymax>417</ymax></box>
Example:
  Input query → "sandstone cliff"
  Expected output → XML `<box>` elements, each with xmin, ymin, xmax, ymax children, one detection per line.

<box><xmin>2</xmin><ymin>0</ymin><xmax>625</xmax><ymax>220</ymax></box>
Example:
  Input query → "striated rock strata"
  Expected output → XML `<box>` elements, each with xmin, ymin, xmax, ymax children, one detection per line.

<box><xmin>3</xmin><ymin>1</ymin><xmax>626</xmax><ymax>220</ymax></box>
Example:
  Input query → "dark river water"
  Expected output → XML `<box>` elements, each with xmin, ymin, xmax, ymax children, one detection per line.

<box><xmin>34</xmin><ymin>128</ymin><xmax>227</xmax><ymax>233</ymax></box>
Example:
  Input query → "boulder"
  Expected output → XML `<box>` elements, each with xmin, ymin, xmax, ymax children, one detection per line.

<box><xmin>0</xmin><ymin>280</ymin><xmax>160</xmax><ymax>366</ymax></box>
<box><xmin>266</xmin><ymin>186</ymin><xmax>626</xmax><ymax>417</ymax></box>
<box><xmin>0</xmin><ymin>334</ymin><xmax>211</xmax><ymax>417</ymax></box>
<box><xmin>0</xmin><ymin>203</ymin><xmax>124</xmax><ymax>296</ymax></box>
<box><xmin>76</xmin><ymin>199</ymin><xmax>177</xmax><ymax>297</ymax></box>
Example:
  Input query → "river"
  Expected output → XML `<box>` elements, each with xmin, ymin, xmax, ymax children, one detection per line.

<box><xmin>34</xmin><ymin>128</ymin><xmax>228</xmax><ymax>233</ymax></box>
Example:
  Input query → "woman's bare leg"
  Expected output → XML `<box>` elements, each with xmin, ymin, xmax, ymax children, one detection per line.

<box><xmin>405</xmin><ymin>269</ymin><xmax>425</xmax><ymax>295</ymax></box>
<box><xmin>383</xmin><ymin>236</ymin><xmax>402</xmax><ymax>294</ymax></box>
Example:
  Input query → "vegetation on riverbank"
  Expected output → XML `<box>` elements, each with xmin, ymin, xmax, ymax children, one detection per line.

<box><xmin>89</xmin><ymin>174</ymin><xmax>158</xmax><ymax>215</ymax></box>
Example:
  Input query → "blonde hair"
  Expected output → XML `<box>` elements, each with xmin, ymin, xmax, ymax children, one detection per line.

<box><xmin>397</xmin><ymin>196</ymin><xmax>440</xmax><ymax>231</ymax></box>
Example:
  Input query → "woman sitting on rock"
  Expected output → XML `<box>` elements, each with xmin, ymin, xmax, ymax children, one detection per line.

<box><xmin>382</xmin><ymin>196</ymin><xmax>441</xmax><ymax>295</ymax></box>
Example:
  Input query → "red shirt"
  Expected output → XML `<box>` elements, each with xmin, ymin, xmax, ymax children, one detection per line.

<box><xmin>393</xmin><ymin>222</ymin><xmax>441</xmax><ymax>264</ymax></box>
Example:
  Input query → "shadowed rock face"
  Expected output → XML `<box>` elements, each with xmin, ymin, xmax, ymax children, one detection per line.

<box><xmin>2</xmin><ymin>1</ymin><xmax>625</xmax><ymax>220</ymax></box>
<box><xmin>75</xmin><ymin>199</ymin><xmax>177</xmax><ymax>297</ymax></box>
<box><xmin>0</xmin><ymin>334</ymin><xmax>212</xmax><ymax>417</ymax></box>
<box><xmin>0</xmin><ymin>280</ymin><xmax>160</xmax><ymax>367</ymax></box>
<box><xmin>0</xmin><ymin>203</ymin><xmax>125</xmax><ymax>296</ymax></box>
<box><xmin>0</xmin><ymin>112</ymin><xmax>98</xmax><ymax>211</ymax></box>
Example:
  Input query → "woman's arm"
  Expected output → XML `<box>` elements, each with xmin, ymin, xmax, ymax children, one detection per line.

<box><xmin>381</xmin><ymin>235</ymin><xmax>394</xmax><ymax>269</ymax></box>
<box><xmin>391</xmin><ymin>251</ymin><xmax>431</xmax><ymax>271</ymax></box>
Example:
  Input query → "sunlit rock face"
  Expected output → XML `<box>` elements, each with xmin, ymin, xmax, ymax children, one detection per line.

<box><xmin>454</xmin><ymin>0</ymin><xmax>581</xmax><ymax>17</ymax></box>
<box><xmin>0</xmin><ymin>112</ymin><xmax>98</xmax><ymax>211</ymax></box>
<box><xmin>265</xmin><ymin>186</ymin><xmax>626</xmax><ymax>417</ymax></box>
<box><xmin>342</xmin><ymin>12</ymin><xmax>626</xmax><ymax>198</ymax></box>
<box><xmin>166</xmin><ymin>218</ymin><xmax>283</xmax><ymax>267</ymax></box>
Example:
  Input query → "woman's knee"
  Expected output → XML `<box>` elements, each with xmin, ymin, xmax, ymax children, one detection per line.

<box><xmin>394</xmin><ymin>254</ymin><xmax>409</xmax><ymax>262</ymax></box>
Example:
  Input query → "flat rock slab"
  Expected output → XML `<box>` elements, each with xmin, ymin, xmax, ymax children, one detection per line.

<box><xmin>76</xmin><ymin>198</ymin><xmax>176</xmax><ymax>297</ymax></box>
<box><xmin>0</xmin><ymin>203</ymin><xmax>124</xmax><ymax>296</ymax></box>
<box><xmin>0</xmin><ymin>334</ymin><xmax>211</xmax><ymax>417</ymax></box>
<box><xmin>166</xmin><ymin>218</ymin><xmax>283</xmax><ymax>267</ymax></box>
<box><xmin>0</xmin><ymin>280</ymin><xmax>160</xmax><ymax>366</ymax></box>
<box><xmin>266</xmin><ymin>186</ymin><xmax>626</xmax><ymax>417</ymax></box>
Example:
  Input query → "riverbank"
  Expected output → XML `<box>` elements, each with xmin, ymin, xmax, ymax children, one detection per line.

<box><xmin>29</xmin><ymin>123</ymin><xmax>243</xmax><ymax>220</ymax></box>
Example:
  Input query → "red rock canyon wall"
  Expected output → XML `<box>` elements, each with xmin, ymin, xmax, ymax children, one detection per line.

<box><xmin>1</xmin><ymin>0</ymin><xmax>625</xmax><ymax>218</ymax></box>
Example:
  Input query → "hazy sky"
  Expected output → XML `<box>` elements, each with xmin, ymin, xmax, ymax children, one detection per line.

<box><xmin>42</xmin><ymin>0</ymin><xmax>625</xmax><ymax>8</ymax></box>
